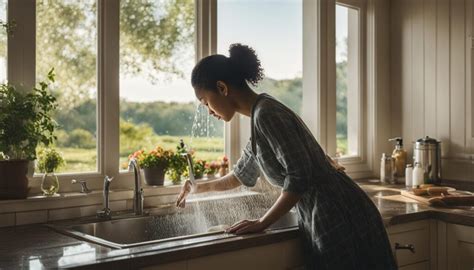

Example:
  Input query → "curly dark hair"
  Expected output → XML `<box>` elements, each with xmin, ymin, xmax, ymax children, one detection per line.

<box><xmin>191</xmin><ymin>43</ymin><xmax>264</xmax><ymax>91</ymax></box>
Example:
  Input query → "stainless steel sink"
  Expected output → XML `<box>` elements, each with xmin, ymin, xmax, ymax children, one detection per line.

<box><xmin>48</xmin><ymin>194</ymin><xmax>298</xmax><ymax>249</ymax></box>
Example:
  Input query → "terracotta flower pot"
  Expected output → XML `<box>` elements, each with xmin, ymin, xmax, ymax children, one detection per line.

<box><xmin>143</xmin><ymin>165</ymin><xmax>166</xmax><ymax>186</ymax></box>
<box><xmin>0</xmin><ymin>160</ymin><xmax>30</xmax><ymax>199</ymax></box>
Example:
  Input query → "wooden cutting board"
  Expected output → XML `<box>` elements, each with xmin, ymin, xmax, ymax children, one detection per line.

<box><xmin>400</xmin><ymin>189</ymin><xmax>474</xmax><ymax>207</ymax></box>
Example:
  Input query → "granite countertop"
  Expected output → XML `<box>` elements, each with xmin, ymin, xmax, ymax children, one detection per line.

<box><xmin>1</xmin><ymin>180</ymin><xmax>473</xmax><ymax>269</ymax></box>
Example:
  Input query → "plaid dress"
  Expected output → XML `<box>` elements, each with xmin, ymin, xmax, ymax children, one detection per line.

<box><xmin>233</xmin><ymin>94</ymin><xmax>397</xmax><ymax>270</ymax></box>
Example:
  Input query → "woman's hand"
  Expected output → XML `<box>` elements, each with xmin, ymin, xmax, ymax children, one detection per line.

<box><xmin>326</xmin><ymin>155</ymin><xmax>346</xmax><ymax>171</ymax></box>
<box><xmin>225</xmin><ymin>218</ymin><xmax>270</xmax><ymax>235</ymax></box>
<box><xmin>176</xmin><ymin>180</ymin><xmax>193</xmax><ymax>208</ymax></box>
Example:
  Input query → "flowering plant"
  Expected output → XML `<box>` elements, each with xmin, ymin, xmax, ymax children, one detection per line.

<box><xmin>219</xmin><ymin>156</ymin><xmax>229</xmax><ymax>168</ymax></box>
<box><xmin>128</xmin><ymin>147</ymin><xmax>173</xmax><ymax>169</ymax></box>
<box><xmin>204</xmin><ymin>160</ymin><xmax>220</xmax><ymax>176</ymax></box>
<box><xmin>193</xmin><ymin>159</ymin><xmax>206</xmax><ymax>179</ymax></box>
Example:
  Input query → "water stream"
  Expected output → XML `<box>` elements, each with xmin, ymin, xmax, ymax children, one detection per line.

<box><xmin>181</xmin><ymin>104</ymin><xmax>281</xmax><ymax>232</ymax></box>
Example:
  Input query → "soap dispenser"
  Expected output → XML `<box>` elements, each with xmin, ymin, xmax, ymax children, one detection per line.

<box><xmin>389</xmin><ymin>137</ymin><xmax>407</xmax><ymax>177</ymax></box>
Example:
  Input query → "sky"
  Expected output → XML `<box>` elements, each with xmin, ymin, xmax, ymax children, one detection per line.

<box><xmin>120</xmin><ymin>0</ymin><xmax>306</xmax><ymax>103</ymax></box>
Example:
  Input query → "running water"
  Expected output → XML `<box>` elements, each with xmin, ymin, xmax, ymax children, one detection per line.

<box><xmin>172</xmin><ymin>102</ymin><xmax>282</xmax><ymax>233</ymax></box>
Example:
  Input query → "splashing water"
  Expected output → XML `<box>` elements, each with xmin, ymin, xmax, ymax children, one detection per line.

<box><xmin>175</xmin><ymin>102</ymin><xmax>283</xmax><ymax>234</ymax></box>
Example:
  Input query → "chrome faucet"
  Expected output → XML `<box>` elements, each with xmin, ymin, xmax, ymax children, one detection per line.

<box><xmin>128</xmin><ymin>158</ymin><xmax>144</xmax><ymax>215</ymax></box>
<box><xmin>180</xmin><ymin>140</ymin><xmax>197</xmax><ymax>188</ymax></box>
<box><xmin>97</xmin><ymin>175</ymin><xmax>113</xmax><ymax>219</ymax></box>
<box><xmin>71</xmin><ymin>179</ymin><xmax>91</xmax><ymax>194</ymax></box>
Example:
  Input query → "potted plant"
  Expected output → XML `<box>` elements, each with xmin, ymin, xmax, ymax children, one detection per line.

<box><xmin>37</xmin><ymin>148</ymin><xmax>64</xmax><ymax>196</ymax></box>
<box><xmin>218</xmin><ymin>156</ymin><xmax>229</xmax><ymax>177</ymax></box>
<box><xmin>130</xmin><ymin>147</ymin><xmax>173</xmax><ymax>186</ymax></box>
<box><xmin>183</xmin><ymin>158</ymin><xmax>206</xmax><ymax>180</ymax></box>
<box><xmin>167</xmin><ymin>142</ymin><xmax>187</xmax><ymax>185</ymax></box>
<box><xmin>193</xmin><ymin>159</ymin><xmax>206</xmax><ymax>179</ymax></box>
<box><xmin>0</xmin><ymin>69</ymin><xmax>57</xmax><ymax>199</ymax></box>
<box><xmin>204</xmin><ymin>160</ymin><xmax>219</xmax><ymax>179</ymax></box>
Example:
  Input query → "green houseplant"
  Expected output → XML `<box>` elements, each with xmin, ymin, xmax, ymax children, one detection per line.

<box><xmin>37</xmin><ymin>148</ymin><xmax>64</xmax><ymax>196</ymax></box>
<box><xmin>0</xmin><ymin>69</ymin><xmax>58</xmax><ymax>199</ymax></box>
<box><xmin>167</xmin><ymin>142</ymin><xmax>187</xmax><ymax>185</ymax></box>
<box><xmin>182</xmin><ymin>158</ymin><xmax>206</xmax><ymax>180</ymax></box>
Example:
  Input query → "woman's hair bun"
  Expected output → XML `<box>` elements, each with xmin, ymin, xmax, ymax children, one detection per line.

<box><xmin>228</xmin><ymin>43</ymin><xmax>264</xmax><ymax>86</ymax></box>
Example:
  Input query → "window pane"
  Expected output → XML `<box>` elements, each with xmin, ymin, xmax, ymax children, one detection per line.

<box><xmin>119</xmin><ymin>1</ymin><xmax>224</xmax><ymax>171</ymax></box>
<box><xmin>36</xmin><ymin>0</ymin><xmax>98</xmax><ymax>173</ymax></box>
<box><xmin>336</xmin><ymin>4</ymin><xmax>359</xmax><ymax>157</ymax></box>
<box><xmin>217</xmin><ymin>0</ymin><xmax>303</xmax><ymax>115</ymax></box>
<box><xmin>0</xmin><ymin>0</ymin><xmax>6</xmax><ymax>82</ymax></box>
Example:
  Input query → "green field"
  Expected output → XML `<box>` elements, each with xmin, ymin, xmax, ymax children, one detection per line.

<box><xmin>54</xmin><ymin>135</ymin><xmax>224</xmax><ymax>173</ymax></box>
<box><xmin>54</xmin><ymin>136</ymin><xmax>346</xmax><ymax>173</ymax></box>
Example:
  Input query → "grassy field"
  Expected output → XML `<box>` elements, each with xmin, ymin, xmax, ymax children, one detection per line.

<box><xmin>54</xmin><ymin>135</ymin><xmax>224</xmax><ymax>173</ymax></box>
<box><xmin>55</xmin><ymin>136</ymin><xmax>346</xmax><ymax>173</ymax></box>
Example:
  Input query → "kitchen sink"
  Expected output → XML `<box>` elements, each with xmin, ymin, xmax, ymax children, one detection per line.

<box><xmin>48</xmin><ymin>192</ymin><xmax>299</xmax><ymax>249</ymax></box>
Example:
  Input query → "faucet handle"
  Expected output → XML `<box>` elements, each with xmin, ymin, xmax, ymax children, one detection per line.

<box><xmin>97</xmin><ymin>207</ymin><xmax>111</xmax><ymax>220</ymax></box>
<box><xmin>71</xmin><ymin>179</ymin><xmax>91</xmax><ymax>194</ymax></box>
<box><xmin>103</xmin><ymin>175</ymin><xmax>114</xmax><ymax>190</ymax></box>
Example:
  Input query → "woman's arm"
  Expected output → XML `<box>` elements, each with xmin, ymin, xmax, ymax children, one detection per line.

<box><xmin>226</xmin><ymin>191</ymin><xmax>301</xmax><ymax>234</ymax></box>
<box><xmin>175</xmin><ymin>172</ymin><xmax>242</xmax><ymax>207</ymax></box>
<box><xmin>195</xmin><ymin>172</ymin><xmax>242</xmax><ymax>193</ymax></box>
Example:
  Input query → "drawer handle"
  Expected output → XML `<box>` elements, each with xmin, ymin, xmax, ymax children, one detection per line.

<box><xmin>395</xmin><ymin>243</ymin><xmax>415</xmax><ymax>253</ymax></box>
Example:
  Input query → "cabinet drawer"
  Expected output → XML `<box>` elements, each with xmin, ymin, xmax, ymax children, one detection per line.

<box><xmin>388</xmin><ymin>221</ymin><xmax>430</xmax><ymax>267</ymax></box>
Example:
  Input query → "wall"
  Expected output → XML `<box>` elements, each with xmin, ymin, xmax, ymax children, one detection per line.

<box><xmin>390</xmin><ymin>0</ymin><xmax>474</xmax><ymax>181</ymax></box>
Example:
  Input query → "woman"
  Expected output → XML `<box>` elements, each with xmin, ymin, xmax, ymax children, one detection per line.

<box><xmin>176</xmin><ymin>43</ymin><xmax>397</xmax><ymax>269</ymax></box>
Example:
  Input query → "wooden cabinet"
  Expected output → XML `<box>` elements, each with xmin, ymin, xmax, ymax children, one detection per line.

<box><xmin>141</xmin><ymin>238</ymin><xmax>304</xmax><ymax>270</ymax></box>
<box><xmin>141</xmin><ymin>220</ymin><xmax>474</xmax><ymax>270</ymax></box>
<box><xmin>387</xmin><ymin>220</ymin><xmax>432</xmax><ymax>270</ymax></box>
<box><xmin>446</xmin><ymin>223</ymin><xmax>474</xmax><ymax>270</ymax></box>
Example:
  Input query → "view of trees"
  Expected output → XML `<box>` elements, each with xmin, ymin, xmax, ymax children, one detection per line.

<box><xmin>34</xmin><ymin>0</ymin><xmax>348</xmax><ymax>172</ymax></box>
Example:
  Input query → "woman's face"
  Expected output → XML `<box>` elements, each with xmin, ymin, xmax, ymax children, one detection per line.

<box><xmin>194</xmin><ymin>81</ymin><xmax>236</xmax><ymax>122</ymax></box>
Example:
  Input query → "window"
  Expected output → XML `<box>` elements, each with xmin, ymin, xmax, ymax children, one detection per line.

<box><xmin>335</xmin><ymin>3</ymin><xmax>361</xmax><ymax>157</ymax></box>
<box><xmin>36</xmin><ymin>0</ymin><xmax>98</xmax><ymax>173</ymax></box>
<box><xmin>119</xmin><ymin>0</ymin><xmax>224</xmax><ymax>171</ymax></box>
<box><xmin>217</xmin><ymin>0</ymin><xmax>303</xmax><ymax>115</ymax></box>
<box><xmin>4</xmin><ymin>0</ymin><xmax>372</xmax><ymax>191</ymax></box>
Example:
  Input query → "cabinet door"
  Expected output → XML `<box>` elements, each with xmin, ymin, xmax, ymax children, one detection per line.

<box><xmin>447</xmin><ymin>223</ymin><xmax>474</xmax><ymax>270</ymax></box>
<box><xmin>387</xmin><ymin>220</ymin><xmax>431</xmax><ymax>267</ymax></box>
<box><xmin>188</xmin><ymin>239</ymin><xmax>304</xmax><ymax>270</ymax></box>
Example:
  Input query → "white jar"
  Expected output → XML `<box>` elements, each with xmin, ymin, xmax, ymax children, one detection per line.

<box><xmin>405</xmin><ymin>164</ymin><xmax>413</xmax><ymax>188</ymax></box>
<box><xmin>412</xmin><ymin>162</ymin><xmax>424</xmax><ymax>188</ymax></box>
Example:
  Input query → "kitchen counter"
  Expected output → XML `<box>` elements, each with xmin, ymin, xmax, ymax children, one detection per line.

<box><xmin>1</xmin><ymin>179</ymin><xmax>473</xmax><ymax>269</ymax></box>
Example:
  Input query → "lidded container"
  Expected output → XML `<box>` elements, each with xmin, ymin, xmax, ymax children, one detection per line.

<box><xmin>413</xmin><ymin>136</ymin><xmax>442</xmax><ymax>184</ymax></box>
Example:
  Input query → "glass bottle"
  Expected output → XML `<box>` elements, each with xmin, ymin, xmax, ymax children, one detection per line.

<box><xmin>405</xmin><ymin>164</ymin><xmax>413</xmax><ymax>188</ymax></box>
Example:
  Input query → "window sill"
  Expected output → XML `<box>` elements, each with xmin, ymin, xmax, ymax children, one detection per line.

<box><xmin>0</xmin><ymin>183</ymin><xmax>182</xmax><ymax>215</ymax></box>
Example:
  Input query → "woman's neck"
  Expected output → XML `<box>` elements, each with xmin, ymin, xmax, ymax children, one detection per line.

<box><xmin>232</xmin><ymin>88</ymin><xmax>259</xmax><ymax>117</ymax></box>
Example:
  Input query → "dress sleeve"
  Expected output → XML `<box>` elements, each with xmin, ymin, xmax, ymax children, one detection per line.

<box><xmin>255</xmin><ymin>110</ymin><xmax>311</xmax><ymax>194</ymax></box>
<box><xmin>233</xmin><ymin>140</ymin><xmax>260</xmax><ymax>187</ymax></box>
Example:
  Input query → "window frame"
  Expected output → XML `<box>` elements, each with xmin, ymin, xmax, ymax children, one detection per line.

<box><xmin>334</xmin><ymin>0</ymin><xmax>366</xmax><ymax>159</ymax></box>
<box><xmin>303</xmin><ymin>0</ymin><xmax>371</xmax><ymax>178</ymax></box>
<box><xmin>334</xmin><ymin>0</ymin><xmax>369</xmax><ymax>175</ymax></box>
